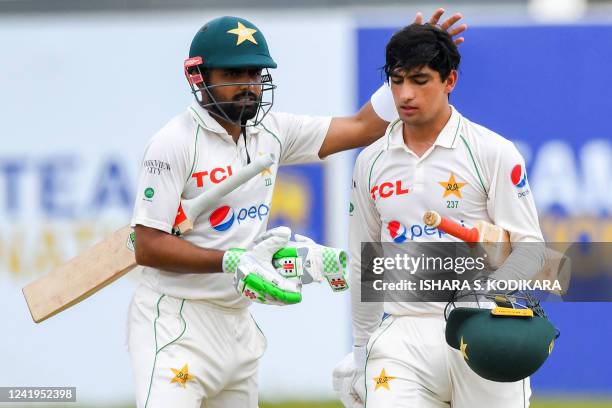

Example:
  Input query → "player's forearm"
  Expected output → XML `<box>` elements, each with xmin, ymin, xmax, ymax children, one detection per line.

<box><xmin>134</xmin><ymin>225</ymin><xmax>224</xmax><ymax>273</ymax></box>
<box><xmin>320</xmin><ymin>102</ymin><xmax>388</xmax><ymax>157</ymax></box>
<box><xmin>490</xmin><ymin>241</ymin><xmax>547</xmax><ymax>282</ymax></box>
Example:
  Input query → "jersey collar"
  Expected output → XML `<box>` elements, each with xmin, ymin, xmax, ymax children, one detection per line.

<box><xmin>386</xmin><ymin>105</ymin><xmax>462</xmax><ymax>151</ymax></box>
<box><xmin>188</xmin><ymin>103</ymin><xmax>262</xmax><ymax>140</ymax></box>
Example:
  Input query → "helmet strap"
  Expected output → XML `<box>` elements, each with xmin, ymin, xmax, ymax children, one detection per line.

<box><xmin>241</xmin><ymin>122</ymin><xmax>251</xmax><ymax>164</ymax></box>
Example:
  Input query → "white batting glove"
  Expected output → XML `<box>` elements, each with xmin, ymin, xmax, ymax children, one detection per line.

<box><xmin>223</xmin><ymin>226</ymin><xmax>302</xmax><ymax>305</ymax></box>
<box><xmin>332</xmin><ymin>345</ymin><xmax>366</xmax><ymax>408</ymax></box>
<box><xmin>276</xmin><ymin>233</ymin><xmax>348</xmax><ymax>292</ymax></box>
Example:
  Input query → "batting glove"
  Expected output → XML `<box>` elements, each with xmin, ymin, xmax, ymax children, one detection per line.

<box><xmin>274</xmin><ymin>233</ymin><xmax>348</xmax><ymax>292</ymax></box>
<box><xmin>223</xmin><ymin>226</ymin><xmax>302</xmax><ymax>306</ymax></box>
<box><xmin>332</xmin><ymin>345</ymin><xmax>367</xmax><ymax>408</ymax></box>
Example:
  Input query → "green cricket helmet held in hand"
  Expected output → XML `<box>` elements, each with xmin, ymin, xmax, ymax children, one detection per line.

<box><xmin>184</xmin><ymin>16</ymin><xmax>277</xmax><ymax>126</ymax></box>
<box><xmin>445</xmin><ymin>286</ymin><xmax>560</xmax><ymax>383</ymax></box>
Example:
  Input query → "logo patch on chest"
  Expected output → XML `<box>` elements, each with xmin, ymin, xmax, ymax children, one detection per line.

<box><xmin>387</xmin><ymin>220</ymin><xmax>407</xmax><ymax>243</ymax></box>
<box><xmin>209</xmin><ymin>203</ymin><xmax>270</xmax><ymax>232</ymax></box>
<box><xmin>370</xmin><ymin>180</ymin><xmax>409</xmax><ymax>201</ymax></box>
<box><xmin>192</xmin><ymin>165</ymin><xmax>233</xmax><ymax>188</ymax></box>
<box><xmin>438</xmin><ymin>173</ymin><xmax>467</xmax><ymax>198</ymax></box>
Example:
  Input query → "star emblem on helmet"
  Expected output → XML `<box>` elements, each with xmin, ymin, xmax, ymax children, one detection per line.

<box><xmin>460</xmin><ymin>336</ymin><xmax>469</xmax><ymax>360</ymax></box>
<box><xmin>548</xmin><ymin>339</ymin><xmax>555</xmax><ymax>355</ymax></box>
<box><xmin>227</xmin><ymin>21</ymin><xmax>258</xmax><ymax>45</ymax></box>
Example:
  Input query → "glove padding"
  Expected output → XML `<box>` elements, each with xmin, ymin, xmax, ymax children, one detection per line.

<box><xmin>223</xmin><ymin>226</ymin><xmax>302</xmax><ymax>305</ymax></box>
<box><xmin>332</xmin><ymin>345</ymin><xmax>366</xmax><ymax>408</ymax></box>
<box><xmin>273</xmin><ymin>233</ymin><xmax>348</xmax><ymax>292</ymax></box>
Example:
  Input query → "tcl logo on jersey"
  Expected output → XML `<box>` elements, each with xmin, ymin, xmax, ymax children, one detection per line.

<box><xmin>370</xmin><ymin>180</ymin><xmax>409</xmax><ymax>201</ymax></box>
<box><xmin>192</xmin><ymin>166</ymin><xmax>233</xmax><ymax>188</ymax></box>
<box><xmin>209</xmin><ymin>203</ymin><xmax>270</xmax><ymax>232</ymax></box>
<box><xmin>387</xmin><ymin>220</ymin><xmax>447</xmax><ymax>241</ymax></box>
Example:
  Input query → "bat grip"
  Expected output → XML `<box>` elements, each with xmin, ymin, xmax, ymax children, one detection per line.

<box><xmin>423</xmin><ymin>210</ymin><xmax>480</xmax><ymax>243</ymax></box>
<box><xmin>437</xmin><ymin>218</ymin><xmax>480</xmax><ymax>243</ymax></box>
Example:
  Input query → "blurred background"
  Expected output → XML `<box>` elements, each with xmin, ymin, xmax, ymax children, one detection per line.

<box><xmin>1</xmin><ymin>0</ymin><xmax>611</xmax><ymax>407</ymax></box>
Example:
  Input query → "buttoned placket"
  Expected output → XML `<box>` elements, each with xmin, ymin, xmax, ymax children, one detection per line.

<box><xmin>387</xmin><ymin>107</ymin><xmax>462</xmax><ymax>193</ymax></box>
<box><xmin>399</xmin><ymin>144</ymin><xmax>438</xmax><ymax>193</ymax></box>
<box><xmin>189</xmin><ymin>103</ymin><xmax>259</xmax><ymax>166</ymax></box>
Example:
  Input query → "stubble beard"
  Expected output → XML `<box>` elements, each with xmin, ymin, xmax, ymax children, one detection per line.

<box><xmin>206</xmin><ymin>87</ymin><xmax>261</xmax><ymax>123</ymax></box>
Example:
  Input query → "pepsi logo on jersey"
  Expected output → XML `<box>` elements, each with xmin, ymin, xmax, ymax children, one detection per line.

<box><xmin>209</xmin><ymin>203</ymin><xmax>270</xmax><ymax>232</ymax></box>
<box><xmin>388</xmin><ymin>220</ymin><xmax>447</xmax><ymax>242</ymax></box>
<box><xmin>388</xmin><ymin>221</ymin><xmax>408</xmax><ymax>243</ymax></box>
<box><xmin>511</xmin><ymin>164</ymin><xmax>527</xmax><ymax>188</ymax></box>
<box><xmin>370</xmin><ymin>180</ymin><xmax>409</xmax><ymax>201</ymax></box>
<box><xmin>511</xmin><ymin>164</ymin><xmax>531</xmax><ymax>198</ymax></box>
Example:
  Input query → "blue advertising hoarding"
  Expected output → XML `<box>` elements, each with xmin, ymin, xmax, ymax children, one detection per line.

<box><xmin>269</xmin><ymin>164</ymin><xmax>325</xmax><ymax>244</ymax></box>
<box><xmin>357</xmin><ymin>25</ymin><xmax>612</xmax><ymax>394</ymax></box>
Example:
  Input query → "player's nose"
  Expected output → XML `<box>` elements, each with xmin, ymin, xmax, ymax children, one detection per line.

<box><xmin>399</xmin><ymin>83</ymin><xmax>416</xmax><ymax>101</ymax></box>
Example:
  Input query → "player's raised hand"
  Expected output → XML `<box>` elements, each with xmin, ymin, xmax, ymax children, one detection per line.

<box><xmin>414</xmin><ymin>7</ymin><xmax>467</xmax><ymax>46</ymax></box>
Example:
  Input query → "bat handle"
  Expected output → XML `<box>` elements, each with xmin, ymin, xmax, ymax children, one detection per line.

<box><xmin>423</xmin><ymin>210</ymin><xmax>480</xmax><ymax>243</ymax></box>
<box><xmin>171</xmin><ymin>153</ymin><xmax>276</xmax><ymax>235</ymax></box>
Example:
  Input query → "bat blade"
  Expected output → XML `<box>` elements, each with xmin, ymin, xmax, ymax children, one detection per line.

<box><xmin>22</xmin><ymin>153</ymin><xmax>277</xmax><ymax>323</ymax></box>
<box><xmin>23</xmin><ymin>226</ymin><xmax>136</xmax><ymax>323</ymax></box>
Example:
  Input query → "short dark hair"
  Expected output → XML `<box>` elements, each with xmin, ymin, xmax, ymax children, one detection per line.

<box><xmin>384</xmin><ymin>23</ymin><xmax>460</xmax><ymax>82</ymax></box>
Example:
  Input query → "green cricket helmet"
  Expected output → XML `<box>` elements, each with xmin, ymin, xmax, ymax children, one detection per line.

<box><xmin>184</xmin><ymin>16</ymin><xmax>277</xmax><ymax>126</ymax></box>
<box><xmin>445</xmin><ymin>288</ymin><xmax>560</xmax><ymax>383</ymax></box>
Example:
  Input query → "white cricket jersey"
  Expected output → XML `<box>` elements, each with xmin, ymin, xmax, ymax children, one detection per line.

<box><xmin>350</xmin><ymin>85</ymin><xmax>543</xmax><ymax>345</ymax></box>
<box><xmin>131</xmin><ymin>103</ymin><xmax>330</xmax><ymax>308</ymax></box>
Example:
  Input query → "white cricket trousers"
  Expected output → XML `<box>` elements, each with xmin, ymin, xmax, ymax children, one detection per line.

<box><xmin>127</xmin><ymin>284</ymin><xmax>266</xmax><ymax>408</ymax></box>
<box><xmin>364</xmin><ymin>315</ymin><xmax>531</xmax><ymax>408</ymax></box>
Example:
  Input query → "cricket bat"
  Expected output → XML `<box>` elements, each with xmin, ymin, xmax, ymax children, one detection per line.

<box><xmin>423</xmin><ymin>210</ymin><xmax>511</xmax><ymax>268</ymax></box>
<box><xmin>23</xmin><ymin>153</ymin><xmax>276</xmax><ymax>323</ymax></box>
<box><xmin>423</xmin><ymin>210</ymin><xmax>569</xmax><ymax>294</ymax></box>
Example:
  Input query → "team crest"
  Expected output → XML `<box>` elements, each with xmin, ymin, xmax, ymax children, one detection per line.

<box><xmin>258</xmin><ymin>152</ymin><xmax>273</xmax><ymax>186</ymax></box>
<box><xmin>438</xmin><ymin>173</ymin><xmax>467</xmax><ymax>198</ymax></box>
<box><xmin>170</xmin><ymin>364</ymin><xmax>195</xmax><ymax>388</ymax></box>
<box><xmin>227</xmin><ymin>21</ymin><xmax>258</xmax><ymax>45</ymax></box>
<box><xmin>373</xmin><ymin>368</ymin><xmax>396</xmax><ymax>391</ymax></box>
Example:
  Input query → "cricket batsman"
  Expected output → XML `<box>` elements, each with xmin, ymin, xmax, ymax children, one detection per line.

<box><xmin>333</xmin><ymin>24</ymin><xmax>544</xmax><ymax>407</ymax></box>
<box><xmin>127</xmin><ymin>12</ymin><xmax>466</xmax><ymax>408</ymax></box>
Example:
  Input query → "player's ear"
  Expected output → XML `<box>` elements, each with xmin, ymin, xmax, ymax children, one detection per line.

<box><xmin>444</xmin><ymin>70</ymin><xmax>458</xmax><ymax>94</ymax></box>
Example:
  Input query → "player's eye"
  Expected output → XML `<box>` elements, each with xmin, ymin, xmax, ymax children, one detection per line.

<box><xmin>248</xmin><ymin>69</ymin><xmax>263</xmax><ymax>79</ymax></box>
<box><xmin>390</xmin><ymin>76</ymin><xmax>403</xmax><ymax>85</ymax></box>
<box><xmin>225</xmin><ymin>70</ymin><xmax>243</xmax><ymax>78</ymax></box>
<box><xmin>411</xmin><ymin>77</ymin><xmax>428</xmax><ymax>85</ymax></box>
